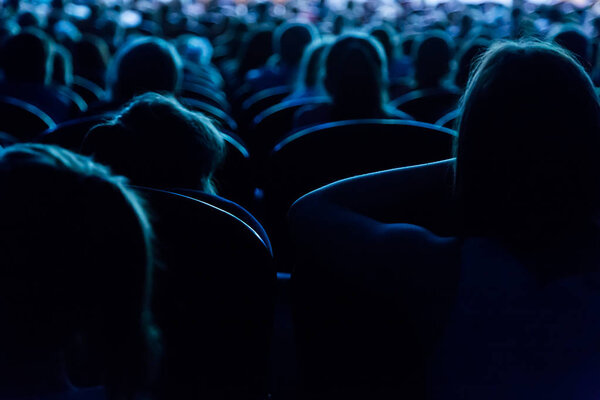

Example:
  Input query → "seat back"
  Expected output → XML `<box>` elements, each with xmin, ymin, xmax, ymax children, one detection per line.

<box><xmin>240</xmin><ymin>86</ymin><xmax>292</xmax><ymax>132</ymax></box>
<box><xmin>251</xmin><ymin>97</ymin><xmax>330</xmax><ymax>161</ymax></box>
<box><xmin>0</xmin><ymin>96</ymin><xmax>56</xmax><ymax>141</ymax></box>
<box><xmin>39</xmin><ymin>115</ymin><xmax>110</xmax><ymax>151</ymax></box>
<box><xmin>435</xmin><ymin>108</ymin><xmax>460</xmax><ymax>130</ymax></box>
<box><xmin>136</xmin><ymin>187</ymin><xmax>276</xmax><ymax>399</ymax></box>
<box><xmin>215</xmin><ymin>132</ymin><xmax>256</xmax><ymax>207</ymax></box>
<box><xmin>182</xmin><ymin>82</ymin><xmax>230</xmax><ymax>111</ymax></box>
<box><xmin>180</xmin><ymin>97</ymin><xmax>237</xmax><ymax>132</ymax></box>
<box><xmin>72</xmin><ymin>76</ymin><xmax>106</xmax><ymax>107</ymax></box>
<box><xmin>391</xmin><ymin>88</ymin><xmax>461</xmax><ymax>123</ymax></box>
<box><xmin>268</xmin><ymin>119</ymin><xmax>456</xmax><ymax>217</ymax></box>
<box><xmin>264</xmin><ymin>119</ymin><xmax>455</xmax><ymax>267</ymax></box>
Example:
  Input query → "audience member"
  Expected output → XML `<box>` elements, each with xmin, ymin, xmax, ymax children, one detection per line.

<box><xmin>83</xmin><ymin>93</ymin><xmax>226</xmax><ymax>193</ymax></box>
<box><xmin>294</xmin><ymin>33</ymin><xmax>411</xmax><ymax>128</ymax></box>
<box><xmin>0</xmin><ymin>143</ymin><xmax>158</xmax><ymax>400</ymax></box>
<box><xmin>289</xmin><ymin>40</ymin><xmax>600</xmax><ymax>399</ymax></box>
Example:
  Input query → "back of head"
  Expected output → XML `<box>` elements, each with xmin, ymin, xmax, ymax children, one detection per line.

<box><xmin>16</xmin><ymin>11</ymin><xmax>40</xmax><ymax>29</ymax></box>
<box><xmin>72</xmin><ymin>34</ymin><xmax>110</xmax><ymax>79</ymax></box>
<box><xmin>456</xmin><ymin>41</ymin><xmax>600</xmax><ymax>245</ymax></box>
<box><xmin>236</xmin><ymin>27</ymin><xmax>274</xmax><ymax>79</ymax></box>
<box><xmin>176</xmin><ymin>34</ymin><xmax>213</xmax><ymax>65</ymax></box>
<box><xmin>274</xmin><ymin>22</ymin><xmax>317</xmax><ymax>67</ymax></box>
<box><xmin>324</xmin><ymin>33</ymin><xmax>388</xmax><ymax>117</ymax></box>
<box><xmin>0</xmin><ymin>144</ymin><xmax>155</xmax><ymax>396</ymax></box>
<box><xmin>108</xmin><ymin>37</ymin><xmax>182</xmax><ymax>103</ymax></box>
<box><xmin>0</xmin><ymin>29</ymin><xmax>52</xmax><ymax>84</ymax></box>
<box><xmin>83</xmin><ymin>93</ymin><xmax>225</xmax><ymax>193</ymax></box>
<box><xmin>413</xmin><ymin>31</ymin><xmax>454</xmax><ymax>88</ymax></box>
<box><xmin>551</xmin><ymin>25</ymin><xmax>591</xmax><ymax>71</ymax></box>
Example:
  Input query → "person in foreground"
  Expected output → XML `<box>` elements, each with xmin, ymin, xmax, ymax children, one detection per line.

<box><xmin>288</xmin><ymin>40</ymin><xmax>600</xmax><ymax>399</ymax></box>
<box><xmin>0</xmin><ymin>144</ymin><xmax>159</xmax><ymax>400</ymax></box>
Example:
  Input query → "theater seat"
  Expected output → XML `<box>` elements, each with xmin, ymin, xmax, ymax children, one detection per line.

<box><xmin>180</xmin><ymin>97</ymin><xmax>237</xmax><ymax>132</ymax></box>
<box><xmin>391</xmin><ymin>88</ymin><xmax>461</xmax><ymax>123</ymax></box>
<box><xmin>0</xmin><ymin>96</ymin><xmax>56</xmax><ymax>141</ymax></box>
<box><xmin>72</xmin><ymin>76</ymin><xmax>106</xmax><ymax>107</ymax></box>
<box><xmin>251</xmin><ymin>97</ymin><xmax>330</xmax><ymax>161</ymax></box>
<box><xmin>39</xmin><ymin>114</ymin><xmax>110</xmax><ymax>152</ymax></box>
<box><xmin>435</xmin><ymin>108</ymin><xmax>459</xmax><ymax>129</ymax></box>
<box><xmin>136</xmin><ymin>187</ymin><xmax>276</xmax><ymax>400</ymax></box>
<box><xmin>264</xmin><ymin>119</ymin><xmax>456</xmax><ymax>267</ymax></box>
<box><xmin>240</xmin><ymin>86</ymin><xmax>292</xmax><ymax>133</ymax></box>
<box><xmin>181</xmin><ymin>82</ymin><xmax>230</xmax><ymax>111</ymax></box>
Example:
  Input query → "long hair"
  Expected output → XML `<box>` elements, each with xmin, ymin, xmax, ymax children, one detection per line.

<box><xmin>455</xmin><ymin>41</ymin><xmax>600</xmax><ymax>245</ymax></box>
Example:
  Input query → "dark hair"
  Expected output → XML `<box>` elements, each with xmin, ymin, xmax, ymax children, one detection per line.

<box><xmin>107</xmin><ymin>37</ymin><xmax>182</xmax><ymax>102</ymax></box>
<box><xmin>324</xmin><ymin>33</ymin><xmax>388</xmax><ymax>117</ymax></box>
<box><xmin>455</xmin><ymin>41</ymin><xmax>600</xmax><ymax>245</ymax></box>
<box><xmin>0</xmin><ymin>144</ymin><xmax>157</xmax><ymax>399</ymax></box>
<box><xmin>413</xmin><ymin>31</ymin><xmax>454</xmax><ymax>88</ymax></box>
<box><xmin>83</xmin><ymin>93</ymin><xmax>226</xmax><ymax>193</ymax></box>
<box><xmin>274</xmin><ymin>22</ymin><xmax>317</xmax><ymax>66</ymax></box>
<box><xmin>0</xmin><ymin>29</ymin><xmax>52</xmax><ymax>84</ymax></box>
<box><xmin>551</xmin><ymin>25</ymin><xmax>591</xmax><ymax>72</ymax></box>
<box><xmin>72</xmin><ymin>34</ymin><xmax>110</xmax><ymax>86</ymax></box>
<box><xmin>236</xmin><ymin>27</ymin><xmax>274</xmax><ymax>80</ymax></box>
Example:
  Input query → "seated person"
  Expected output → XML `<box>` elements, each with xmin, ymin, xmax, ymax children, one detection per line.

<box><xmin>246</xmin><ymin>22</ymin><xmax>318</xmax><ymax>92</ymax></box>
<box><xmin>286</xmin><ymin>39</ymin><xmax>330</xmax><ymax>102</ymax></box>
<box><xmin>82</xmin><ymin>93</ymin><xmax>225</xmax><ymax>194</ymax></box>
<box><xmin>0</xmin><ymin>29</ymin><xmax>83</xmax><ymax>121</ymax></box>
<box><xmin>289</xmin><ymin>41</ymin><xmax>600</xmax><ymax>399</ymax></box>
<box><xmin>0</xmin><ymin>143</ymin><xmax>158</xmax><ymax>399</ymax></box>
<box><xmin>550</xmin><ymin>24</ymin><xmax>592</xmax><ymax>73</ymax></box>
<box><xmin>410</xmin><ymin>30</ymin><xmax>455</xmax><ymax>91</ymax></box>
<box><xmin>175</xmin><ymin>34</ymin><xmax>224</xmax><ymax>89</ymax></box>
<box><xmin>89</xmin><ymin>36</ymin><xmax>183</xmax><ymax>115</ymax></box>
<box><xmin>294</xmin><ymin>33</ymin><xmax>411</xmax><ymax>129</ymax></box>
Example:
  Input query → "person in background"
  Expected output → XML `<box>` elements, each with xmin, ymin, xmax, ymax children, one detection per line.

<box><xmin>246</xmin><ymin>22</ymin><xmax>318</xmax><ymax>92</ymax></box>
<box><xmin>294</xmin><ymin>33</ymin><xmax>411</xmax><ymax>128</ymax></box>
<box><xmin>83</xmin><ymin>93</ymin><xmax>226</xmax><ymax>194</ymax></box>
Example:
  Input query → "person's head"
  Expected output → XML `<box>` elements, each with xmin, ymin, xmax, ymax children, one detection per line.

<box><xmin>454</xmin><ymin>38</ymin><xmax>489</xmax><ymax>89</ymax></box>
<box><xmin>296</xmin><ymin>39</ymin><xmax>329</xmax><ymax>90</ymax></box>
<box><xmin>83</xmin><ymin>93</ymin><xmax>226</xmax><ymax>193</ymax></box>
<box><xmin>413</xmin><ymin>31</ymin><xmax>454</xmax><ymax>88</ymax></box>
<box><xmin>273</xmin><ymin>22</ymin><xmax>318</xmax><ymax>67</ymax></box>
<box><xmin>550</xmin><ymin>25</ymin><xmax>591</xmax><ymax>71</ymax></box>
<box><xmin>176</xmin><ymin>34</ymin><xmax>213</xmax><ymax>66</ymax></box>
<box><xmin>0</xmin><ymin>29</ymin><xmax>52</xmax><ymax>84</ymax></box>
<box><xmin>0</xmin><ymin>144</ymin><xmax>156</xmax><ymax>397</ymax></box>
<box><xmin>236</xmin><ymin>27</ymin><xmax>274</xmax><ymax>79</ymax></box>
<box><xmin>51</xmin><ymin>43</ymin><xmax>73</xmax><ymax>86</ymax></box>
<box><xmin>107</xmin><ymin>37</ymin><xmax>182</xmax><ymax>103</ymax></box>
<box><xmin>16</xmin><ymin>11</ymin><xmax>40</xmax><ymax>29</ymax></box>
<box><xmin>324</xmin><ymin>33</ymin><xmax>388</xmax><ymax>116</ymax></box>
<box><xmin>72</xmin><ymin>34</ymin><xmax>110</xmax><ymax>84</ymax></box>
<box><xmin>455</xmin><ymin>41</ymin><xmax>600</xmax><ymax>244</ymax></box>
